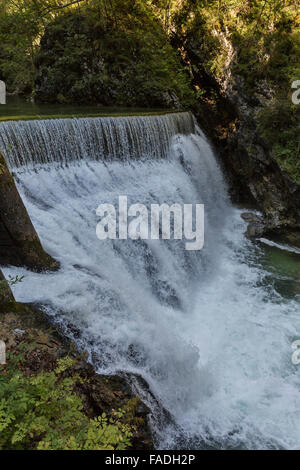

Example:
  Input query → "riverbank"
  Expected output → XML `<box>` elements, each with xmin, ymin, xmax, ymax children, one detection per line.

<box><xmin>0</xmin><ymin>294</ymin><xmax>153</xmax><ymax>450</ymax></box>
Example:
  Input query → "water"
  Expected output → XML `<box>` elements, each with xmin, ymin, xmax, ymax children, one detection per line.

<box><xmin>0</xmin><ymin>112</ymin><xmax>195</xmax><ymax>167</ymax></box>
<box><xmin>0</xmin><ymin>96</ymin><xmax>171</xmax><ymax>121</ymax></box>
<box><xmin>1</xmin><ymin>113</ymin><xmax>300</xmax><ymax>450</ymax></box>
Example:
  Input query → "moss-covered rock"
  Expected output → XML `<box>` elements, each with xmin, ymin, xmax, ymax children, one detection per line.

<box><xmin>0</xmin><ymin>152</ymin><xmax>59</xmax><ymax>271</ymax></box>
<box><xmin>0</xmin><ymin>268</ymin><xmax>14</xmax><ymax>303</ymax></box>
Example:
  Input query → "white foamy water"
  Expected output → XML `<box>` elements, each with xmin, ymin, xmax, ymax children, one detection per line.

<box><xmin>1</xmin><ymin>114</ymin><xmax>300</xmax><ymax>449</ymax></box>
<box><xmin>259</xmin><ymin>238</ymin><xmax>300</xmax><ymax>255</ymax></box>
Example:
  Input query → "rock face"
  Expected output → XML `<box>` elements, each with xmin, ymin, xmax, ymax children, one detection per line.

<box><xmin>0</xmin><ymin>268</ymin><xmax>14</xmax><ymax>302</ymax></box>
<box><xmin>173</xmin><ymin>22</ymin><xmax>300</xmax><ymax>232</ymax></box>
<box><xmin>218</xmin><ymin>73</ymin><xmax>300</xmax><ymax>233</ymax></box>
<box><xmin>176</xmin><ymin>35</ymin><xmax>300</xmax><ymax>234</ymax></box>
<box><xmin>241</xmin><ymin>212</ymin><xmax>266</xmax><ymax>239</ymax></box>
<box><xmin>0</xmin><ymin>152</ymin><xmax>59</xmax><ymax>271</ymax></box>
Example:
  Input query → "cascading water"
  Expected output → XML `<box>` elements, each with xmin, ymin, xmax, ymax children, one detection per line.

<box><xmin>1</xmin><ymin>113</ymin><xmax>300</xmax><ymax>450</ymax></box>
<box><xmin>0</xmin><ymin>112</ymin><xmax>195</xmax><ymax>167</ymax></box>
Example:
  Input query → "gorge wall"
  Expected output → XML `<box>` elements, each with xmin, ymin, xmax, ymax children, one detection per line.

<box><xmin>190</xmin><ymin>53</ymin><xmax>300</xmax><ymax>235</ymax></box>
<box><xmin>168</xmin><ymin>2</ymin><xmax>300</xmax><ymax>236</ymax></box>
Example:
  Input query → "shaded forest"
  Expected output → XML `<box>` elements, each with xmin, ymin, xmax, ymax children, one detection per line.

<box><xmin>0</xmin><ymin>0</ymin><xmax>299</xmax><ymax>179</ymax></box>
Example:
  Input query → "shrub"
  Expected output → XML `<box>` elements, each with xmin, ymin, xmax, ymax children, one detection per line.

<box><xmin>34</xmin><ymin>1</ymin><xmax>194</xmax><ymax>108</ymax></box>
<box><xmin>0</xmin><ymin>355</ymin><xmax>133</xmax><ymax>450</ymax></box>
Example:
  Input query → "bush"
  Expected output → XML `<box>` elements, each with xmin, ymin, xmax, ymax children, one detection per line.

<box><xmin>34</xmin><ymin>1</ymin><xmax>194</xmax><ymax>108</ymax></box>
<box><xmin>0</xmin><ymin>355</ymin><xmax>133</xmax><ymax>450</ymax></box>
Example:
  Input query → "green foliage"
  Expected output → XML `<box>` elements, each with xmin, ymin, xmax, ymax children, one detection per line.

<box><xmin>0</xmin><ymin>355</ymin><xmax>133</xmax><ymax>450</ymax></box>
<box><xmin>34</xmin><ymin>0</ymin><xmax>194</xmax><ymax>107</ymax></box>
<box><xmin>0</xmin><ymin>0</ymin><xmax>194</xmax><ymax>108</ymax></box>
<box><xmin>0</xmin><ymin>0</ymin><xmax>42</xmax><ymax>94</ymax></box>
<box><xmin>0</xmin><ymin>0</ymin><xmax>298</xmax><ymax>179</ymax></box>
<box><xmin>0</xmin><ymin>275</ymin><xmax>23</xmax><ymax>301</ymax></box>
<box><xmin>6</xmin><ymin>274</ymin><xmax>24</xmax><ymax>286</ymax></box>
<box><xmin>257</xmin><ymin>99</ymin><xmax>300</xmax><ymax>182</ymax></box>
<box><xmin>165</xmin><ymin>0</ymin><xmax>300</xmax><ymax>182</ymax></box>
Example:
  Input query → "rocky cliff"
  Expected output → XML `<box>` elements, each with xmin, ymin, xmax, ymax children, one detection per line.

<box><xmin>212</xmin><ymin>70</ymin><xmax>300</xmax><ymax>234</ymax></box>
<box><xmin>0</xmin><ymin>152</ymin><xmax>59</xmax><ymax>271</ymax></box>
<box><xmin>172</xmin><ymin>27</ymin><xmax>300</xmax><ymax>237</ymax></box>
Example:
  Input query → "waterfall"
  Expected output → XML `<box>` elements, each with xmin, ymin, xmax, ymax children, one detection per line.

<box><xmin>0</xmin><ymin>112</ymin><xmax>195</xmax><ymax>169</ymax></box>
<box><xmin>1</xmin><ymin>113</ymin><xmax>300</xmax><ymax>450</ymax></box>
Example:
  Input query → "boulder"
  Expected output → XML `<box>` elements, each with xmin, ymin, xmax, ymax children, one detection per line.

<box><xmin>0</xmin><ymin>268</ymin><xmax>14</xmax><ymax>303</ymax></box>
<box><xmin>241</xmin><ymin>212</ymin><xmax>267</xmax><ymax>239</ymax></box>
